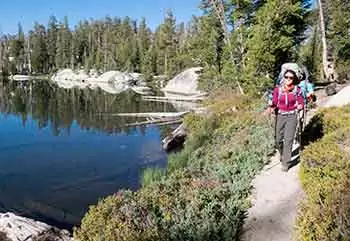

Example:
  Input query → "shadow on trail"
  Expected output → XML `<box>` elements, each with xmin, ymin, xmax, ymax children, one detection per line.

<box><xmin>301</xmin><ymin>113</ymin><xmax>324</xmax><ymax>148</ymax></box>
<box><xmin>288</xmin><ymin>112</ymin><xmax>325</xmax><ymax>170</ymax></box>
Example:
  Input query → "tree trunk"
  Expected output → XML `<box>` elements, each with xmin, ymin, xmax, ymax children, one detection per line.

<box><xmin>318</xmin><ymin>0</ymin><xmax>336</xmax><ymax>82</ymax></box>
<box><xmin>70</xmin><ymin>37</ymin><xmax>75</xmax><ymax>69</ymax></box>
<box><xmin>0</xmin><ymin>43</ymin><xmax>3</xmax><ymax>71</ymax></box>
<box><xmin>103</xmin><ymin>30</ymin><xmax>108</xmax><ymax>72</ymax></box>
<box><xmin>208</xmin><ymin>0</ymin><xmax>244</xmax><ymax>94</ymax></box>
<box><xmin>164</xmin><ymin>51</ymin><xmax>168</xmax><ymax>76</ymax></box>
<box><xmin>27</xmin><ymin>37</ymin><xmax>32</xmax><ymax>73</ymax></box>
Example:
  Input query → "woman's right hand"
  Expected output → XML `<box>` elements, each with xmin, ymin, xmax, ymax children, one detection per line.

<box><xmin>267</xmin><ymin>107</ymin><xmax>275</xmax><ymax>114</ymax></box>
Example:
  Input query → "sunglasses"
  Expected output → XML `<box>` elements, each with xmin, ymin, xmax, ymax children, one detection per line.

<box><xmin>284</xmin><ymin>75</ymin><xmax>294</xmax><ymax>80</ymax></box>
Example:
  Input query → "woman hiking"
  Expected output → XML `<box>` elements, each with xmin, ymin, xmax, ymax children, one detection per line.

<box><xmin>269</xmin><ymin>69</ymin><xmax>305</xmax><ymax>172</ymax></box>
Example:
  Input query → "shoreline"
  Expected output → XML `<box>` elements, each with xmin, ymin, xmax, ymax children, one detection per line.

<box><xmin>0</xmin><ymin>212</ymin><xmax>73</xmax><ymax>241</ymax></box>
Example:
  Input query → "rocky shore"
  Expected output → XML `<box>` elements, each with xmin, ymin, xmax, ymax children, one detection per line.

<box><xmin>0</xmin><ymin>213</ymin><xmax>73</xmax><ymax>241</ymax></box>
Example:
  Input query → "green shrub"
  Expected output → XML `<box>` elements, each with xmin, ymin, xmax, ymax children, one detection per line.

<box><xmin>297</xmin><ymin>106</ymin><xmax>350</xmax><ymax>241</ymax></box>
<box><xmin>302</xmin><ymin>104</ymin><xmax>350</xmax><ymax>146</ymax></box>
<box><xmin>316</xmin><ymin>105</ymin><xmax>350</xmax><ymax>134</ymax></box>
<box><xmin>74</xmin><ymin>95</ymin><xmax>275</xmax><ymax>241</ymax></box>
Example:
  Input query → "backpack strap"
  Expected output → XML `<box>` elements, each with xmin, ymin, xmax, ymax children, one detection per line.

<box><xmin>277</xmin><ymin>86</ymin><xmax>285</xmax><ymax>106</ymax></box>
<box><xmin>293</xmin><ymin>86</ymin><xmax>302</xmax><ymax>106</ymax></box>
<box><xmin>278</xmin><ymin>86</ymin><xmax>301</xmax><ymax>107</ymax></box>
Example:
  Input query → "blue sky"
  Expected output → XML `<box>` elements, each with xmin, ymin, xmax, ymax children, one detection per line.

<box><xmin>0</xmin><ymin>0</ymin><xmax>316</xmax><ymax>35</ymax></box>
<box><xmin>0</xmin><ymin>0</ymin><xmax>202</xmax><ymax>34</ymax></box>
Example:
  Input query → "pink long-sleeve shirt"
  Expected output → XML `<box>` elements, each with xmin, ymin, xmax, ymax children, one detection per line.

<box><xmin>271</xmin><ymin>86</ymin><xmax>304</xmax><ymax>113</ymax></box>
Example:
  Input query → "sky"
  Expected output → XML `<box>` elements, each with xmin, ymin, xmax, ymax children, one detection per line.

<box><xmin>0</xmin><ymin>0</ymin><xmax>202</xmax><ymax>34</ymax></box>
<box><xmin>0</xmin><ymin>0</ymin><xmax>316</xmax><ymax>35</ymax></box>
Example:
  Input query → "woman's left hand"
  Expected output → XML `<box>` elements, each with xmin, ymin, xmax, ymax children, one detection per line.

<box><xmin>297</xmin><ymin>104</ymin><xmax>303</xmax><ymax>110</ymax></box>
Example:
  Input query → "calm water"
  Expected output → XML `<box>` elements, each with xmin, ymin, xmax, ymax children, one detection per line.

<box><xmin>0</xmin><ymin>80</ymin><xmax>175</xmax><ymax>229</ymax></box>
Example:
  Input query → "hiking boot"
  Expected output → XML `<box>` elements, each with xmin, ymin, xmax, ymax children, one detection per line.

<box><xmin>281</xmin><ymin>165</ymin><xmax>289</xmax><ymax>172</ymax></box>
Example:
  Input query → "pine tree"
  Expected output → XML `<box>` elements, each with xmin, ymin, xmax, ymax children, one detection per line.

<box><xmin>197</xmin><ymin>0</ymin><xmax>265</xmax><ymax>92</ymax></box>
<box><xmin>30</xmin><ymin>23</ymin><xmax>48</xmax><ymax>74</ymax></box>
<box><xmin>327</xmin><ymin>0</ymin><xmax>350</xmax><ymax>80</ymax></box>
<box><xmin>0</xmin><ymin>35</ymin><xmax>10</xmax><ymax>77</ymax></box>
<box><xmin>138</xmin><ymin>17</ymin><xmax>152</xmax><ymax>76</ymax></box>
<box><xmin>156</xmin><ymin>10</ymin><xmax>177</xmax><ymax>76</ymax></box>
<box><xmin>47</xmin><ymin>16</ymin><xmax>58</xmax><ymax>72</ymax></box>
<box><xmin>299</xmin><ymin>22</ymin><xmax>322</xmax><ymax>81</ymax></box>
<box><xmin>179</xmin><ymin>13</ymin><xmax>226</xmax><ymax>90</ymax></box>
<box><xmin>56</xmin><ymin>16</ymin><xmax>72</xmax><ymax>69</ymax></box>
<box><xmin>244</xmin><ymin>0</ymin><xmax>310</xmax><ymax>91</ymax></box>
<box><xmin>174</xmin><ymin>22</ymin><xmax>192</xmax><ymax>72</ymax></box>
<box><xmin>9</xmin><ymin>23</ymin><xmax>26</xmax><ymax>73</ymax></box>
<box><xmin>130</xmin><ymin>20</ymin><xmax>140</xmax><ymax>72</ymax></box>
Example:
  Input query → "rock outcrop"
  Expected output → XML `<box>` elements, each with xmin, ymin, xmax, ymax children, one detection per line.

<box><xmin>51</xmin><ymin>69</ymin><xmax>151</xmax><ymax>95</ymax></box>
<box><xmin>324</xmin><ymin>85</ymin><xmax>350</xmax><ymax>107</ymax></box>
<box><xmin>0</xmin><ymin>212</ymin><xmax>73</xmax><ymax>241</ymax></box>
<box><xmin>162</xmin><ymin>67</ymin><xmax>204</xmax><ymax>96</ymax></box>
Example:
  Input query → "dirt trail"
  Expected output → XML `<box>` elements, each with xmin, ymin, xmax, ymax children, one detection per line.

<box><xmin>242</xmin><ymin>85</ymin><xmax>350</xmax><ymax>241</ymax></box>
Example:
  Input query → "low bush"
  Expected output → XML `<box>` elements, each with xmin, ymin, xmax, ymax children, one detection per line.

<box><xmin>302</xmin><ymin>105</ymin><xmax>350</xmax><ymax>146</ymax></box>
<box><xmin>297</xmin><ymin>105</ymin><xmax>350</xmax><ymax>241</ymax></box>
<box><xmin>314</xmin><ymin>106</ymin><xmax>350</xmax><ymax>134</ymax></box>
<box><xmin>74</xmin><ymin>94</ymin><xmax>275</xmax><ymax>241</ymax></box>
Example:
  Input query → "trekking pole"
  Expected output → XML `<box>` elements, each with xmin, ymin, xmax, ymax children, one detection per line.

<box><xmin>296</xmin><ymin>109</ymin><xmax>303</xmax><ymax>145</ymax></box>
<box><xmin>302</xmin><ymin>106</ymin><xmax>307</xmax><ymax>132</ymax></box>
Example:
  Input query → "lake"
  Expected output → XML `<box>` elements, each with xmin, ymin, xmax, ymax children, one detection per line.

<box><xmin>0</xmin><ymin>80</ymin><xmax>176</xmax><ymax>230</ymax></box>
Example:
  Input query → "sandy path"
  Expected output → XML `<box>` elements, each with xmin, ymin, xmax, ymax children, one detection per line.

<box><xmin>241</xmin><ymin>154</ymin><xmax>304</xmax><ymax>241</ymax></box>
<box><xmin>242</xmin><ymin>85</ymin><xmax>350</xmax><ymax>241</ymax></box>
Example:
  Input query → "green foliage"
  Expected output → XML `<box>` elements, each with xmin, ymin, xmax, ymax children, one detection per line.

<box><xmin>297</xmin><ymin>106</ymin><xmax>350</xmax><ymax>241</ymax></box>
<box><xmin>74</xmin><ymin>94</ymin><xmax>275</xmax><ymax>241</ymax></box>
<box><xmin>0</xmin><ymin>0</ymin><xmax>313</xmax><ymax>94</ymax></box>
<box><xmin>299</xmin><ymin>23</ymin><xmax>322</xmax><ymax>82</ymax></box>
<box><xmin>313</xmin><ymin>106</ymin><xmax>350</xmax><ymax>134</ymax></box>
<box><xmin>0</xmin><ymin>13</ymin><xmax>195</xmax><ymax>77</ymax></box>
<box><xmin>55</xmin><ymin>16</ymin><xmax>72</xmax><ymax>69</ymax></box>
<box><xmin>30</xmin><ymin>23</ymin><xmax>49</xmax><ymax>74</ymax></box>
<box><xmin>244</xmin><ymin>0</ymin><xmax>310</xmax><ymax>87</ymax></box>
<box><xmin>141</xmin><ymin>167</ymin><xmax>166</xmax><ymax>187</ymax></box>
<box><xmin>154</xmin><ymin>10</ymin><xmax>178</xmax><ymax>77</ymax></box>
<box><xmin>327</xmin><ymin>0</ymin><xmax>350</xmax><ymax>81</ymax></box>
<box><xmin>7</xmin><ymin>23</ymin><xmax>26</xmax><ymax>74</ymax></box>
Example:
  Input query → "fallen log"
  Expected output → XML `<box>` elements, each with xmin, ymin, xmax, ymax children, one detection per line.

<box><xmin>125</xmin><ymin>118</ymin><xmax>182</xmax><ymax>127</ymax></box>
<box><xmin>142</xmin><ymin>95</ymin><xmax>205</xmax><ymax>101</ymax></box>
<box><xmin>162</xmin><ymin>123</ymin><xmax>186</xmax><ymax>152</ymax></box>
<box><xmin>142</xmin><ymin>98</ymin><xmax>199</xmax><ymax>105</ymax></box>
<box><xmin>106</xmin><ymin>111</ymin><xmax>189</xmax><ymax>118</ymax></box>
<box><xmin>156</xmin><ymin>120</ymin><xmax>183</xmax><ymax>126</ymax></box>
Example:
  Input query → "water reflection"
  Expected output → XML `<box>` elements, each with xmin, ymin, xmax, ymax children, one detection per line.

<box><xmin>0</xmin><ymin>79</ymin><xmax>175</xmax><ymax>230</ymax></box>
<box><xmin>0</xmin><ymin>80</ymin><xmax>175</xmax><ymax>135</ymax></box>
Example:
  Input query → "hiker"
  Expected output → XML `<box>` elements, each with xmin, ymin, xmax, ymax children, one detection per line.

<box><xmin>299</xmin><ymin>70</ymin><xmax>316</xmax><ymax>104</ymax></box>
<box><xmin>269</xmin><ymin>69</ymin><xmax>305</xmax><ymax>172</ymax></box>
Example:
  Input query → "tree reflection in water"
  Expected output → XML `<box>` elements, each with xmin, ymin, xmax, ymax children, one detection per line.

<box><xmin>0</xmin><ymin>79</ymin><xmax>176</xmax><ymax>136</ymax></box>
<box><xmin>0</xmin><ymin>79</ymin><xmax>177</xmax><ymax>230</ymax></box>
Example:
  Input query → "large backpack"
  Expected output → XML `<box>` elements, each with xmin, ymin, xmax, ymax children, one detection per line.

<box><xmin>276</xmin><ymin>63</ymin><xmax>304</xmax><ymax>86</ymax></box>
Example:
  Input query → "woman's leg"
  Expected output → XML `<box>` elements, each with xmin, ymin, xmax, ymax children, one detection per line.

<box><xmin>282</xmin><ymin>114</ymin><xmax>298</xmax><ymax>168</ymax></box>
<box><xmin>275</xmin><ymin>114</ymin><xmax>286</xmax><ymax>161</ymax></box>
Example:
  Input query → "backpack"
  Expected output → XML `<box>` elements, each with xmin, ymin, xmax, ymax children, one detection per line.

<box><xmin>276</xmin><ymin>63</ymin><xmax>304</xmax><ymax>86</ymax></box>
